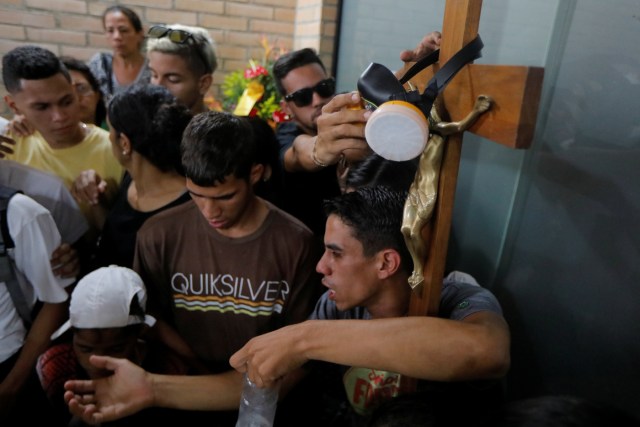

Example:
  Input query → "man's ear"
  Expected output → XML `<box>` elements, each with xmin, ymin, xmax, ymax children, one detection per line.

<box><xmin>377</xmin><ymin>249</ymin><xmax>402</xmax><ymax>279</ymax></box>
<box><xmin>249</xmin><ymin>163</ymin><xmax>265</xmax><ymax>186</ymax></box>
<box><xmin>198</xmin><ymin>73</ymin><xmax>213</xmax><ymax>95</ymax></box>
<box><xmin>280</xmin><ymin>99</ymin><xmax>293</xmax><ymax>119</ymax></box>
<box><xmin>4</xmin><ymin>95</ymin><xmax>20</xmax><ymax>115</ymax></box>
<box><xmin>261</xmin><ymin>164</ymin><xmax>272</xmax><ymax>182</ymax></box>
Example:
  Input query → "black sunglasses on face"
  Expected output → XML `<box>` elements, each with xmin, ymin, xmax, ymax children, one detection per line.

<box><xmin>284</xmin><ymin>77</ymin><xmax>336</xmax><ymax>107</ymax></box>
<box><xmin>147</xmin><ymin>25</ymin><xmax>212</xmax><ymax>73</ymax></box>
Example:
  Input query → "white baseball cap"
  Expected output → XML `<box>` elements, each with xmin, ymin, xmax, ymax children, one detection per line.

<box><xmin>51</xmin><ymin>265</ymin><xmax>156</xmax><ymax>340</ymax></box>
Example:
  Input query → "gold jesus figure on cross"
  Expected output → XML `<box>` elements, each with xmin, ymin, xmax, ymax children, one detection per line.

<box><xmin>402</xmin><ymin>94</ymin><xmax>492</xmax><ymax>290</ymax></box>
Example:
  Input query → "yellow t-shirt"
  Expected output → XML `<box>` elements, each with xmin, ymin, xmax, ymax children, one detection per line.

<box><xmin>5</xmin><ymin>125</ymin><xmax>124</xmax><ymax>231</ymax></box>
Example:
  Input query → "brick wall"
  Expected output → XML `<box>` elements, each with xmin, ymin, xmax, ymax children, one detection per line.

<box><xmin>293</xmin><ymin>0</ymin><xmax>338</xmax><ymax>73</ymax></box>
<box><xmin>0</xmin><ymin>0</ymin><xmax>338</xmax><ymax>117</ymax></box>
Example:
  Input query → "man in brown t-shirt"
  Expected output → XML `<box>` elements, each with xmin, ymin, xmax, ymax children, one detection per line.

<box><xmin>135</xmin><ymin>112</ymin><xmax>321</xmax><ymax>370</ymax></box>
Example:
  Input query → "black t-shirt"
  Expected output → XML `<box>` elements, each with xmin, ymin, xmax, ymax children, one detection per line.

<box><xmin>275</xmin><ymin>122</ymin><xmax>341</xmax><ymax>237</ymax></box>
<box><xmin>92</xmin><ymin>173</ymin><xmax>191</xmax><ymax>268</ymax></box>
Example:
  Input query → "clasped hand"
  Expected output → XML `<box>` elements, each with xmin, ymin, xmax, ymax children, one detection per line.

<box><xmin>312</xmin><ymin>92</ymin><xmax>372</xmax><ymax>166</ymax></box>
<box><xmin>71</xmin><ymin>169</ymin><xmax>107</xmax><ymax>206</ymax></box>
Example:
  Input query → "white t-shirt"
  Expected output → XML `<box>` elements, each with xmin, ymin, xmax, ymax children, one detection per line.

<box><xmin>0</xmin><ymin>194</ymin><xmax>73</xmax><ymax>363</ymax></box>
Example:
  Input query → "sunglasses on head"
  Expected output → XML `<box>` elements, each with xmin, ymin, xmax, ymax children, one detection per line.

<box><xmin>284</xmin><ymin>77</ymin><xmax>336</xmax><ymax>107</ymax></box>
<box><xmin>147</xmin><ymin>25</ymin><xmax>211</xmax><ymax>73</ymax></box>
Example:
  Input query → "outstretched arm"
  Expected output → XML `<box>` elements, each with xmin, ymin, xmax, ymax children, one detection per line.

<box><xmin>230</xmin><ymin>311</ymin><xmax>510</xmax><ymax>388</ymax></box>
<box><xmin>64</xmin><ymin>356</ymin><xmax>243</xmax><ymax>425</ymax></box>
<box><xmin>283</xmin><ymin>92</ymin><xmax>371</xmax><ymax>172</ymax></box>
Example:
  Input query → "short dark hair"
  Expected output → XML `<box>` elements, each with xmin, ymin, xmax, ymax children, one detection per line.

<box><xmin>2</xmin><ymin>45</ymin><xmax>70</xmax><ymax>94</ymax></box>
<box><xmin>181</xmin><ymin>111</ymin><xmax>256</xmax><ymax>186</ymax></box>
<box><xmin>102</xmin><ymin>5</ymin><xmax>143</xmax><ymax>33</ymax></box>
<box><xmin>272</xmin><ymin>48</ymin><xmax>326</xmax><ymax>96</ymax></box>
<box><xmin>59</xmin><ymin>55</ymin><xmax>107</xmax><ymax>125</ymax></box>
<box><xmin>108</xmin><ymin>84</ymin><xmax>192</xmax><ymax>174</ymax></box>
<box><xmin>323</xmin><ymin>186</ymin><xmax>411</xmax><ymax>274</ymax></box>
<box><xmin>346</xmin><ymin>153</ymin><xmax>418</xmax><ymax>193</ymax></box>
<box><xmin>246</xmin><ymin>116</ymin><xmax>283</xmax><ymax>204</ymax></box>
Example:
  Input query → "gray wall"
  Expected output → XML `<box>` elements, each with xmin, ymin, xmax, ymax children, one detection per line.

<box><xmin>337</xmin><ymin>0</ymin><xmax>640</xmax><ymax>417</ymax></box>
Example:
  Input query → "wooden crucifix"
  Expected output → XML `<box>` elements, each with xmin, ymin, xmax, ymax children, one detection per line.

<box><xmin>399</xmin><ymin>0</ymin><xmax>543</xmax><ymax>391</ymax></box>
